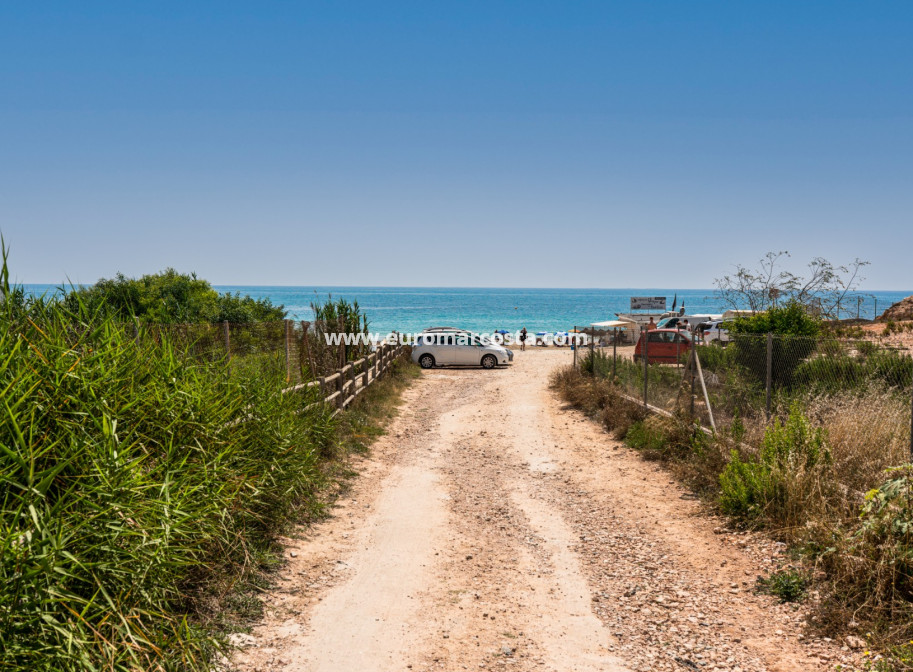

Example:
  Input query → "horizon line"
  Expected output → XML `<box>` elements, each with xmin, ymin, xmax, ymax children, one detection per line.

<box><xmin>19</xmin><ymin>282</ymin><xmax>913</xmax><ymax>294</ymax></box>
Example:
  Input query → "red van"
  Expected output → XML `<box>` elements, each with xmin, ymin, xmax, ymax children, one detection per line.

<box><xmin>633</xmin><ymin>328</ymin><xmax>692</xmax><ymax>364</ymax></box>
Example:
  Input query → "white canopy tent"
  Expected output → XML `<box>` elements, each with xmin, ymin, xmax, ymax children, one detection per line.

<box><xmin>587</xmin><ymin>319</ymin><xmax>635</xmax><ymax>346</ymax></box>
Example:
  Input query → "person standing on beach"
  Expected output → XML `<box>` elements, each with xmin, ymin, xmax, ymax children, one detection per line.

<box><xmin>647</xmin><ymin>317</ymin><xmax>657</xmax><ymax>331</ymax></box>
<box><xmin>520</xmin><ymin>327</ymin><xmax>528</xmax><ymax>351</ymax></box>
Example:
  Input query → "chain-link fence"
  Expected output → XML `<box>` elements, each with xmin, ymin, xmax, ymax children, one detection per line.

<box><xmin>578</xmin><ymin>329</ymin><xmax>913</xmax><ymax>459</ymax></box>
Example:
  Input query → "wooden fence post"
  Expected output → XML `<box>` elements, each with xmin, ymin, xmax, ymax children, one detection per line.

<box><xmin>337</xmin><ymin>316</ymin><xmax>345</xmax><ymax>368</ymax></box>
<box><xmin>284</xmin><ymin>319</ymin><xmax>292</xmax><ymax>383</ymax></box>
<box><xmin>362</xmin><ymin>356</ymin><xmax>369</xmax><ymax>388</ymax></box>
<box><xmin>301</xmin><ymin>321</ymin><xmax>317</xmax><ymax>379</ymax></box>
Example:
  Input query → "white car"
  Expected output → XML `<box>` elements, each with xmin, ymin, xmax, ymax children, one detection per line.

<box><xmin>412</xmin><ymin>328</ymin><xmax>513</xmax><ymax>369</ymax></box>
<box><xmin>699</xmin><ymin>320</ymin><xmax>732</xmax><ymax>344</ymax></box>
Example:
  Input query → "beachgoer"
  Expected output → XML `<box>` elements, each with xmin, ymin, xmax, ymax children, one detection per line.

<box><xmin>682</xmin><ymin>319</ymin><xmax>690</xmax><ymax>332</ymax></box>
<box><xmin>647</xmin><ymin>317</ymin><xmax>657</xmax><ymax>330</ymax></box>
<box><xmin>520</xmin><ymin>327</ymin><xmax>528</xmax><ymax>351</ymax></box>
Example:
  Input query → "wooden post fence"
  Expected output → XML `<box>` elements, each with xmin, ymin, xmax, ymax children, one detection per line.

<box><xmin>223</xmin><ymin>321</ymin><xmax>231</xmax><ymax>361</ymax></box>
<box><xmin>284</xmin><ymin>319</ymin><xmax>292</xmax><ymax>383</ymax></box>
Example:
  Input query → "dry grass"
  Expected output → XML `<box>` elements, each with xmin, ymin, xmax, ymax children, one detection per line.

<box><xmin>550</xmin><ymin>366</ymin><xmax>646</xmax><ymax>438</ymax></box>
<box><xmin>552</xmin><ymin>361</ymin><xmax>913</xmax><ymax>663</ymax></box>
<box><xmin>802</xmin><ymin>389</ymin><xmax>911</xmax><ymax>494</ymax></box>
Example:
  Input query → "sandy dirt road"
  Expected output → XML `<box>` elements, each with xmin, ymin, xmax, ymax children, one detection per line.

<box><xmin>233</xmin><ymin>349</ymin><xmax>860</xmax><ymax>672</ymax></box>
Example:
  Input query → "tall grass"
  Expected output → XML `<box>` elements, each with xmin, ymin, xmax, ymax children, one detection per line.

<box><xmin>556</xmin><ymin>346</ymin><xmax>913</xmax><ymax>663</ymax></box>
<box><xmin>0</xmin><ymin>258</ymin><xmax>340</xmax><ymax>670</ymax></box>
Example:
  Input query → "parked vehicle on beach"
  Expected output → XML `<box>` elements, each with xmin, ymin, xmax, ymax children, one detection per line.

<box><xmin>412</xmin><ymin>328</ymin><xmax>513</xmax><ymax>369</ymax></box>
<box><xmin>697</xmin><ymin>320</ymin><xmax>732</xmax><ymax>344</ymax></box>
<box><xmin>656</xmin><ymin>314</ymin><xmax>719</xmax><ymax>331</ymax></box>
<box><xmin>633</xmin><ymin>328</ymin><xmax>693</xmax><ymax>364</ymax></box>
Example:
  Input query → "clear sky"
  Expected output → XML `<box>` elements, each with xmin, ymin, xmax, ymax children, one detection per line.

<box><xmin>1</xmin><ymin>1</ymin><xmax>911</xmax><ymax>289</ymax></box>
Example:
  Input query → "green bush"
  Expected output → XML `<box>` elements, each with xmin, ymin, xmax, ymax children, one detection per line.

<box><xmin>719</xmin><ymin>450</ymin><xmax>772</xmax><ymax>518</ymax></box>
<box><xmin>0</xmin><ymin>284</ymin><xmax>334</xmax><ymax>670</ymax></box>
<box><xmin>793</xmin><ymin>346</ymin><xmax>912</xmax><ymax>394</ymax></box>
<box><xmin>729</xmin><ymin>302</ymin><xmax>821</xmax><ymax>389</ymax></box>
<box><xmin>866</xmin><ymin>349</ymin><xmax>913</xmax><ymax>390</ymax></box>
<box><xmin>820</xmin><ymin>467</ymin><xmax>913</xmax><ymax>655</ymax></box>
<box><xmin>756</xmin><ymin>568</ymin><xmax>808</xmax><ymax>603</ymax></box>
<box><xmin>694</xmin><ymin>343</ymin><xmax>734</xmax><ymax>373</ymax></box>
<box><xmin>730</xmin><ymin>301</ymin><xmax>822</xmax><ymax>337</ymax></box>
<box><xmin>580</xmin><ymin>350</ymin><xmax>613</xmax><ymax>378</ymax></box>
<box><xmin>719</xmin><ymin>404</ymin><xmax>830</xmax><ymax>521</ymax></box>
<box><xmin>624</xmin><ymin>420</ymin><xmax>667</xmax><ymax>452</ymax></box>
<box><xmin>65</xmin><ymin>268</ymin><xmax>286</xmax><ymax>324</ymax></box>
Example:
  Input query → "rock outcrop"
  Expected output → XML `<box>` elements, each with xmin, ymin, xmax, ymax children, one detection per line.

<box><xmin>877</xmin><ymin>295</ymin><xmax>913</xmax><ymax>322</ymax></box>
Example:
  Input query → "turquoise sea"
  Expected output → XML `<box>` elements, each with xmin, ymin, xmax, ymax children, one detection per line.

<box><xmin>25</xmin><ymin>285</ymin><xmax>910</xmax><ymax>335</ymax></box>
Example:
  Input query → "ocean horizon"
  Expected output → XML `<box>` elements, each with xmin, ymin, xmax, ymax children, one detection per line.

<box><xmin>22</xmin><ymin>285</ymin><xmax>912</xmax><ymax>335</ymax></box>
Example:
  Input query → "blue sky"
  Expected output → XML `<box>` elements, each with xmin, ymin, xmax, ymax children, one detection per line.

<box><xmin>1</xmin><ymin>1</ymin><xmax>911</xmax><ymax>289</ymax></box>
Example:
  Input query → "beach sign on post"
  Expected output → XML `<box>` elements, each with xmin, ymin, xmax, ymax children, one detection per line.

<box><xmin>630</xmin><ymin>296</ymin><xmax>666</xmax><ymax>311</ymax></box>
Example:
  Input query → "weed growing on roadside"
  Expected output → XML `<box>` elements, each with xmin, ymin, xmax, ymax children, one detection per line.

<box><xmin>756</xmin><ymin>568</ymin><xmax>808</xmax><ymax>602</ymax></box>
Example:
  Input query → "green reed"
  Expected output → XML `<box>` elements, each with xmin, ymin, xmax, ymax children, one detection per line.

<box><xmin>0</xmin><ymin>253</ymin><xmax>336</xmax><ymax>670</ymax></box>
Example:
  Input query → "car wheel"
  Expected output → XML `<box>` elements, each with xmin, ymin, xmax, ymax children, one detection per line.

<box><xmin>481</xmin><ymin>354</ymin><xmax>497</xmax><ymax>369</ymax></box>
<box><xmin>419</xmin><ymin>354</ymin><xmax>435</xmax><ymax>369</ymax></box>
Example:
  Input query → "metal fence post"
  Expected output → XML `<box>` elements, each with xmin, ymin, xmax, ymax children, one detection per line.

<box><xmin>643</xmin><ymin>326</ymin><xmax>649</xmax><ymax>408</ymax></box>
<box><xmin>690</xmin><ymin>350</ymin><xmax>696</xmax><ymax>420</ymax></box>
<box><xmin>573</xmin><ymin>325</ymin><xmax>577</xmax><ymax>368</ymax></box>
<box><xmin>766</xmin><ymin>333</ymin><xmax>773</xmax><ymax>420</ymax></box>
<box><xmin>909</xmin><ymin>356</ymin><xmax>913</xmax><ymax>461</ymax></box>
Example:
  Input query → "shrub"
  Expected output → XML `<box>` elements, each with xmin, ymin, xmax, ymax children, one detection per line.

<box><xmin>694</xmin><ymin>343</ymin><xmax>734</xmax><ymax>373</ymax></box>
<box><xmin>730</xmin><ymin>301</ymin><xmax>822</xmax><ymax>338</ymax></box>
<box><xmin>719</xmin><ymin>449</ymin><xmax>773</xmax><ymax>519</ymax></box>
<box><xmin>718</xmin><ymin>404</ymin><xmax>833</xmax><ymax>526</ymax></box>
<box><xmin>729</xmin><ymin>302</ymin><xmax>821</xmax><ymax>388</ymax></box>
<box><xmin>756</xmin><ymin>568</ymin><xmax>809</xmax><ymax>603</ymax></box>
<box><xmin>65</xmin><ymin>268</ymin><xmax>286</xmax><ymax>323</ymax></box>
<box><xmin>793</xmin><ymin>346</ymin><xmax>912</xmax><ymax>395</ymax></box>
<box><xmin>819</xmin><ymin>467</ymin><xmax>913</xmax><ymax>652</ymax></box>
<box><xmin>0</xmin><ymin>279</ymin><xmax>334</xmax><ymax>669</ymax></box>
<box><xmin>624</xmin><ymin>419</ymin><xmax>667</xmax><ymax>453</ymax></box>
<box><xmin>549</xmin><ymin>365</ymin><xmax>646</xmax><ymax>438</ymax></box>
<box><xmin>580</xmin><ymin>350</ymin><xmax>613</xmax><ymax>378</ymax></box>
